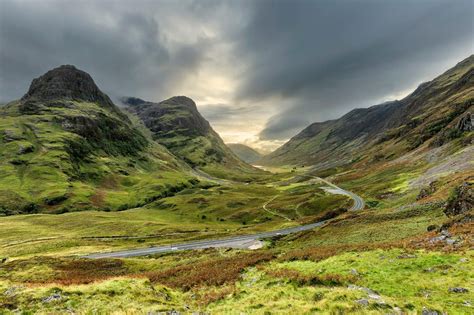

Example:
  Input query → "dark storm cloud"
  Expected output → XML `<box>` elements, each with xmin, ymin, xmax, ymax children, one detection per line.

<box><xmin>233</xmin><ymin>0</ymin><xmax>474</xmax><ymax>140</ymax></box>
<box><xmin>0</xmin><ymin>0</ymin><xmax>472</xmax><ymax>145</ymax></box>
<box><xmin>0</xmin><ymin>0</ymin><xmax>210</xmax><ymax>102</ymax></box>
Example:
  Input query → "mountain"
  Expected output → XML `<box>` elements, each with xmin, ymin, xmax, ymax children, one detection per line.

<box><xmin>260</xmin><ymin>55</ymin><xmax>474</xmax><ymax>170</ymax></box>
<box><xmin>0</xmin><ymin>65</ymin><xmax>194</xmax><ymax>215</ymax></box>
<box><xmin>227</xmin><ymin>143</ymin><xmax>262</xmax><ymax>164</ymax></box>
<box><xmin>123</xmin><ymin>96</ymin><xmax>264</xmax><ymax>181</ymax></box>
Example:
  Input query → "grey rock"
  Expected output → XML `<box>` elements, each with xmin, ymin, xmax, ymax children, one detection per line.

<box><xmin>348</xmin><ymin>285</ymin><xmax>378</xmax><ymax>296</ymax></box>
<box><xmin>449</xmin><ymin>287</ymin><xmax>469</xmax><ymax>293</ymax></box>
<box><xmin>460</xmin><ymin>258</ymin><xmax>468</xmax><ymax>263</ymax></box>
<box><xmin>421</xmin><ymin>307</ymin><xmax>442</xmax><ymax>315</ymax></box>
<box><xmin>42</xmin><ymin>293</ymin><xmax>62</xmax><ymax>303</ymax></box>
<box><xmin>356</xmin><ymin>298</ymin><xmax>369</xmax><ymax>306</ymax></box>
<box><xmin>457</xmin><ymin>112</ymin><xmax>473</xmax><ymax>131</ymax></box>
<box><xmin>350</xmin><ymin>268</ymin><xmax>359</xmax><ymax>276</ymax></box>
<box><xmin>440</xmin><ymin>230</ymin><xmax>451</xmax><ymax>237</ymax></box>
<box><xmin>445</xmin><ymin>238</ymin><xmax>456</xmax><ymax>245</ymax></box>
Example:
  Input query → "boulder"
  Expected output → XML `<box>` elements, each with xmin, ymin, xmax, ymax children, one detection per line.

<box><xmin>444</xmin><ymin>182</ymin><xmax>473</xmax><ymax>217</ymax></box>
<box><xmin>449</xmin><ymin>287</ymin><xmax>469</xmax><ymax>293</ymax></box>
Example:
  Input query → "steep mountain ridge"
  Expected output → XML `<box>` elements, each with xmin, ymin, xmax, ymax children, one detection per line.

<box><xmin>123</xmin><ymin>96</ymin><xmax>265</xmax><ymax>181</ymax></box>
<box><xmin>260</xmin><ymin>55</ymin><xmax>474</xmax><ymax>169</ymax></box>
<box><xmin>0</xmin><ymin>66</ymin><xmax>194</xmax><ymax>215</ymax></box>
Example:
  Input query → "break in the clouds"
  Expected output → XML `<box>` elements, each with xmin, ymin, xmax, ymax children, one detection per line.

<box><xmin>0</xmin><ymin>0</ymin><xmax>473</xmax><ymax>150</ymax></box>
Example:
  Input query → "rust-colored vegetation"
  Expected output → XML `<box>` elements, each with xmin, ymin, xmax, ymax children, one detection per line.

<box><xmin>146</xmin><ymin>251</ymin><xmax>275</xmax><ymax>290</ymax></box>
<box><xmin>264</xmin><ymin>267</ymin><xmax>357</xmax><ymax>286</ymax></box>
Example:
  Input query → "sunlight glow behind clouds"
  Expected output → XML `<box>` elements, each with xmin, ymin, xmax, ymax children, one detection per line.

<box><xmin>0</xmin><ymin>0</ymin><xmax>472</xmax><ymax>152</ymax></box>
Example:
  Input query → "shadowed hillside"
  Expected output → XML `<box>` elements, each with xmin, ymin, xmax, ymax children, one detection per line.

<box><xmin>260</xmin><ymin>55</ymin><xmax>473</xmax><ymax>170</ymax></box>
<box><xmin>227</xmin><ymin>143</ymin><xmax>263</xmax><ymax>164</ymax></box>
<box><xmin>123</xmin><ymin>96</ymin><xmax>266</xmax><ymax>181</ymax></box>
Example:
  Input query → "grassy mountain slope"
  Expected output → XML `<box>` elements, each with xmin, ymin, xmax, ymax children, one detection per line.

<box><xmin>227</xmin><ymin>143</ymin><xmax>263</xmax><ymax>164</ymax></box>
<box><xmin>123</xmin><ymin>96</ymin><xmax>266</xmax><ymax>181</ymax></box>
<box><xmin>1</xmin><ymin>59</ymin><xmax>473</xmax><ymax>314</ymax></box>
<box><xmin>0</xmin><ymin>66</ymin><xmax>195</xmax><ymax>215</ymax></box>
<box><xmin>260</xmin><ymin>55</ymin><xmax>473</xmax><ymax>169</ymax></box>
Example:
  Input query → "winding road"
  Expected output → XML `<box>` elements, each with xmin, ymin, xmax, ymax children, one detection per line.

<box><xmin>84</xmin><ymin>176</ymin><xmax>364</xmax><ymax>259</ymax></box>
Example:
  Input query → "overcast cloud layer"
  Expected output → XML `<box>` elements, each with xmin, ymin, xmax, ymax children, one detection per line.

<box><xmin>1</xmin><ymin>0</ymin><xmax>472</xmax><ymax>151</ymax></box>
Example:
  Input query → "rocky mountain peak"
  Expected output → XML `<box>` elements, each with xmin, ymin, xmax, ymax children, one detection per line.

<box><xmin>21</xmin><ymin>65</ymin><xmax>115</xmax><ymax>108</ymax></box>
<box><xmin>162</xmin><ymin>96</ymin><xmax>197</xmax><ymax>109</ymax></box>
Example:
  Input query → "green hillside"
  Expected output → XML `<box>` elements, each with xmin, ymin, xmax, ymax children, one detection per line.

<box><xmin>0</xmin><ymin>66</ymin><xmax>195</xmax><ymax>215</ymax></box>
<box><xmin>0</xmin><ymin>60</ymin><xmax>472</xmax><ymax>314</ymax></box>
<box><xmin>123</xmin><ymin>96</ymin><xmax>266</xmax><ymax>181</ymax></box>
<box><xmin>260</xmin><ymin>55</ymin><xmax>473</xmax><ymax>170</ymax></box>
<box><xmin>227</xmin><ymin>143</ymin><xmax>263</xmax><ymax>164</ymax></box>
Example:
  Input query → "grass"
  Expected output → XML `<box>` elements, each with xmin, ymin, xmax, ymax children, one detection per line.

<box><xmin>0</xmin><ymin>99</ymin><xmax>195</xmax><ymax>215</ymax></box>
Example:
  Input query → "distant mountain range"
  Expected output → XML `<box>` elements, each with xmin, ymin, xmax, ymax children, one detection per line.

<box><xmin>260</xmin><ymin>55</ymin><xmax>473</xmax><ymax>170</ymax></box>
<box><xmin>227</xmin><ymin>143</ymin><xmax>262</xmax><ymax>164</ymax></box>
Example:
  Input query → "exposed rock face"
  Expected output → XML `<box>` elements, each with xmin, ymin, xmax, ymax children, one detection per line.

<box><xmin>444</xmin><ymin>182</ymin><xmax>473</xmax><ymax>217</ymax></box>
<box><xmin>124</xmin><ymin>96</ymin><xmax>211</xmax><ymax>137</ymax></box>
<box><xmin>457</xmin><ymin>112</ymin><xmax>472</xmax><ymax>131</ymax></box>
<box><xmin>21</xmin><ymin>65</ymin><xmax>115</xmax><ymax>108</ymax></box>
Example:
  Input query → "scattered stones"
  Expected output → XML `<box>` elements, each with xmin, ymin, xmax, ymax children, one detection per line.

<box><xmin>449</xmin><ymin>287</ymin><xmax>469</xmax><ymax>293</ymax></box>
<box><xmin>463</xmin><ymin>300</ymin><xmax>472</xmax><ymax>307</ymax></box>
<box><xmin>42</xmin><ymin>293</ymin><xmax>62</xmax><ymax>303</ymax></box>
<box><xmin>355</xmin><ymin>298</ymin><xmax>369</xmax><ymax>306</ymax></box>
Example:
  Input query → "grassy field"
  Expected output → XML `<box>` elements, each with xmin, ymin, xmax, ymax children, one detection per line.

<box><xmin>0</xmin><ymin>149</ymin><xmax>472</xmax><ymax>313</ymax></box>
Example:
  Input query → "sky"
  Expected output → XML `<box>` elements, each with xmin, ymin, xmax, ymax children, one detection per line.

<box><xmin>1</xmin><ymin>0</ymin><xmax>473</xmax><ymax>152</ymax></box>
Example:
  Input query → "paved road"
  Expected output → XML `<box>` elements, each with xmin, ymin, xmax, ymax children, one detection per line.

<box><xmin>84</xmin><ymin>176</ymin><xmax>364</xmax><ymax>259</ymax></box>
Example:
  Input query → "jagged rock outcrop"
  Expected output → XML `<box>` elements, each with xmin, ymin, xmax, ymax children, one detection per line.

<box><xmin>124</xmin><ymin>96</ymin><xmax>211</xmax><ymax>137</ymax></box>
<box><xmin>444</xmin><ymin>182</ymin><xmax>474</xmax><ymax>217</ymax></box>
<box><xmin>457</xmin><ymin>112</ymin><xmax>472</xmax><ymax>131</ymax></box>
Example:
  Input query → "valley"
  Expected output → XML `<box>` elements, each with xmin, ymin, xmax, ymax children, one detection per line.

<box><xmin>0</xmin><ymin>57</ymin><xmax>472</xmax><ymax>314</ymax></box>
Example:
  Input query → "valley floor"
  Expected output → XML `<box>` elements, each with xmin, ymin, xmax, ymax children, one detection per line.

<box><xmin>0</xmin><ymin>160</ymin><xmax>473</xmax><ymax>314</ymax></box>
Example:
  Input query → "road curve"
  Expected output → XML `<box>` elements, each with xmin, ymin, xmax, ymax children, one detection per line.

<box><xmin>83</xmin><ymin>177</ymin><xmax>364</xmax><ymax>259</ymax></box>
